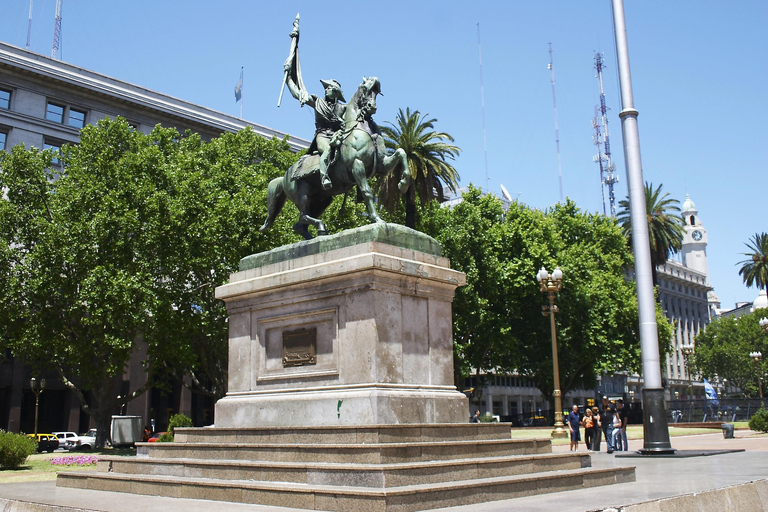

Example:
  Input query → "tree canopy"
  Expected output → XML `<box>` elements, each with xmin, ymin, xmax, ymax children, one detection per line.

<box><xmin>0</xmin><ymin>118</ymin><xmax>310</xmax><ymax>445</ymax></box>
<box><xmin>420</xmin><ymin>186</ymin><xmax>672</xmax><ymax>403</ymax></box>
<box><xmin>617</xmin><ymin>182</ymin><xmax>684</xmax><ymax>286</ymax></box>
<box><xmin>378</xmin><ymin>107</ymin><xmax>460</xmax><ymax>229</ymax></box>
<box><xmin>738</xmin><ymin>233</ymin><xmax>768</xmax><ymax>292</ymax></box>
<box><xmin>692</xmin><ymin>308</ymin><xmax>768</xmax><ymax>397</ymax></box>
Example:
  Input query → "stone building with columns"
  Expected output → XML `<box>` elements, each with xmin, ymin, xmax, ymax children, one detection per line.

<box><xmin>0</xmin><ymin>42</ymin><xmax>308</xmax><ymax>434</ymax></box>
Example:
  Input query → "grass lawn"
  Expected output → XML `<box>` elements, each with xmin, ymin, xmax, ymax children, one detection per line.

<box><xmin>0</xmin><ymin>447</ymin><xmax>135</xmax><ymax>484</ymax></box>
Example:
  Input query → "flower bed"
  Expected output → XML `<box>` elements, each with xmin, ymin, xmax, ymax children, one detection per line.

<box><xmin>49</xmin><ymin>455</ymin><xmax>98</xmax><ymax>466</ymax></box>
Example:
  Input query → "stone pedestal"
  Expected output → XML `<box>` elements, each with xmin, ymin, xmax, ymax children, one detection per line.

<box><xmin>213</xmin><ymin>224</ymin><xmax>468</xmax><ymax>427</ymax></box>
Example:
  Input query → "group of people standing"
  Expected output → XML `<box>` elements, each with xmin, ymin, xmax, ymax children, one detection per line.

<box><xmin>566</xmin><ymin>396</ymin><xmax>629</xmax><ymax>453</ymax></box>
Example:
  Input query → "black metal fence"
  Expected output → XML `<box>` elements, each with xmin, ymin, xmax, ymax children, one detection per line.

<box><xmin>667</xmin><ymin>398</ymin><xmax>767</xmax><ymax>423</ymax></box>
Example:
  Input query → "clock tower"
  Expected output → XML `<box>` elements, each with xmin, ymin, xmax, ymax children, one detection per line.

<box><xmin>680</xmin><ymin>194</ymin><xmax>709</xmax><ymax>281</ymax></box>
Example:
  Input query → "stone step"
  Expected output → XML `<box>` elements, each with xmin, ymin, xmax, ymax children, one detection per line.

<box><xmin>57</xmin><ymin>465</ymin><xmax>635</xmax><ymax>512</ymax></box>
<box><xmin>173</xmin><ymin>424</ymin><xmax>518</xmax><ymax>445</ymax></box>
<box><xmin>98</xmin><ymin>452</ymin><xmax>589</xmax><ymax>488</ymax></box>
<box><xmin>138</xmin><ymin>438</ymin><xmax>551</xmax><ymax>464</ymax></box>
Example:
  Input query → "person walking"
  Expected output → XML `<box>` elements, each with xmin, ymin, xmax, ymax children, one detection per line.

<box><xmin>566</xmin><ymin>405</ymin><xmax>581</xmax><ymax>452</ymax></box>
<box><xmin>470</xmin><ymin>410</ymin><xmax>481</xmax><ymax>423</ymax></box>
<box><xmin>616</xmin><ymin>399</ymin><xmax>629</xmax><ymax>451</ymax></box>
<box><xmin>591</xmin><ymin>406</ymin><xmax>602</xmax><ymax>451</ymax></box>
<box><xmin>600</xmin><ymin>397</ymin><xmax>615</xmax><ymax>453</ymax></box>
<box><xmin>612</xmin><ymin>407</ymin><xmax>623</xmax><ymax>451</ymax></box>
<box><xmin>582</xmin><ymin>408</ymin><xmax>596</xmax><ymax>451</ymax></box>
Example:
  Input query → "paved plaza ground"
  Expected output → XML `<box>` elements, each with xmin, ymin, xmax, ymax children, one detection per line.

<box><xmin>1</xmin><ymin>428</ymin><xmax>766</xmax><ymax>512</ymax></box>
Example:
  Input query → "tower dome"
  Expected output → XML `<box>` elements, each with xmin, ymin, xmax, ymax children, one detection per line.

<box><xmin>752</xmin><ymin>290</ymin><xmax>768</xmax><ymax>312</ymax></box>
<box><xmin>682</xmin><ymin>194</ymin><xmax>697</xmax><ymax>214</ymax></box>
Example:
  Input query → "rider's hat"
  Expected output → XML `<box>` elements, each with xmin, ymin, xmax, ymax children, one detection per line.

<box><xmin>320</xmin><ymin>79</ymin><xmax>345</xmax><ymax>102</ymax></box>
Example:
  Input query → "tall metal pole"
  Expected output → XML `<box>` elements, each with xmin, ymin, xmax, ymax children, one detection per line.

<box><xmin>548</xmin><ymin>43</ymin><xmax>564</xmax><ymax>203</ymax></box>
<box><xmin>611</xmin><ymin>0</ymin><xmax>674</xmax><ymax>454</ymax></box>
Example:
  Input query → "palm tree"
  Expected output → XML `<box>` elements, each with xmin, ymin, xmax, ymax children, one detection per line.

<box><xmin>738</xmin><ymin>233</ymin><xmax>768</xmax><ymax>292</ymax></box>
<box><xmin>378</xmin><ymin>107</ymin><xmax>460</xmax><ymax>229</ymax></box>
<box><xmin>617</xmin><ymin>182</ymin><xmax>684</xmax><ymax>286</ymax></box>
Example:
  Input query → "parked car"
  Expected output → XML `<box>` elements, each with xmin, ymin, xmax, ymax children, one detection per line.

<box><xmin>65</xmin><ymin>429</ymin><xmax>97</xmax><ymax>451</ymax></box>
<box><xmin>53</xmin><ymin>431</ymin><xmax>78</xmax><ymax>447</ymax></box>
<box><xmin>27</xmin><ymin>433</ymin><xmax>60</xmax><ymax>453</ymax></box>
<box><xmin>147</xmin><ymin>432</ymin><xmax>167</xmax><ymax>442</ymax></box>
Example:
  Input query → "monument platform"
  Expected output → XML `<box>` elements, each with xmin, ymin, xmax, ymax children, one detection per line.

<box><xmin>58</xmin><ymin>424</ymin><xmax>634</xmax><ymax>511</ymax></box>
<box><xmin>213</xmin><ymin>224</ymin><xmax>469</xmax><ymax>427</ymax></box>
<box><xmin>57</xmin><ymin>224</ymin><xmax>635</xmax><ymax>510</ymax></box>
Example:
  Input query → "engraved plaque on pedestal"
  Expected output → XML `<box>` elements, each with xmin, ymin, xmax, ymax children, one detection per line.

<box><xmin>282</xmin><ymin>327</ymin><xmax>316</xmax><ymax>367</ymax></box>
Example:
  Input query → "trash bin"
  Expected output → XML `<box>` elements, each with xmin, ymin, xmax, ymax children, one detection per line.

<box><xmin>722</xmin><ymin>423</ymin><xmax>734</xmax><ymax>439</ymax></box>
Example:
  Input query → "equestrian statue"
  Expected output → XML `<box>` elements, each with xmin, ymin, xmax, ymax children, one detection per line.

<box><xmin>261</xmin><ymin>14</ymin><xmax>411</xmax><ymax>240</ymax></box>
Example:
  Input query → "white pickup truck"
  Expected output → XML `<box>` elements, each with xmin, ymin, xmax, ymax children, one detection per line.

<box><xmin>64</xmin><ymin>428</ymin><xmax>97</xmax><ymax>451</ymax></box>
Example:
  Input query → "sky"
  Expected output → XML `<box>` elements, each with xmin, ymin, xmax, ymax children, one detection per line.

<box><xmin>1</xmin><ymin>1</ymin><xmax>766</xmax><ymax>309</ymax></box>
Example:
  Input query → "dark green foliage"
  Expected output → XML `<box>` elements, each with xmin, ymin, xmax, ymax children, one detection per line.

<box><xmin>617</xmin><ymin>182</ymin><xmax>684</xmax><ymax>286</ymax></box>
<box><xmin>738</xmin><ymin>233</ymin><xmax>768</xmax><ymax>292</ymax></box>
<box><xmin>0</xmin><ymin>432</ymin><xmax>37</xmax><ymax>469</ymax></box>
<box><xmin>167</xmin><ymin>413</ymin><xmax>193</xmax><ymax>432</ymax></box>
<box><xmin>378</xmin><ymin>107</ymin><xmax>460</xmax><ymax>229</ymax></box>
<box><xmin>156</xmin><ymin>432</ymin><xmax>175</xmax><ymax>443</ymax></box>
<box><xmin>748</xmin><ymin>405</ymin><xmax>768</xmax><ymax>433</ymax></box>
<box><xmin>693</xmin><ymin>308</ymin><xmax>768</xmax><ymax>397</ymax></box>
<box><xmin>0</xmin><ymin>118</ymin><xmax>303</xmax><ymax>448</ymax></box>
<box><xmin>419</xmin><ymin>186</ymin><xmax>672</xmax><ymax>403</ymax></box>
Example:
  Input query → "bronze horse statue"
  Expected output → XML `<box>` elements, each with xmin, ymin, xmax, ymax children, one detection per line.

<box><xmin>259</xmin><ymin>77</ymin><xmax>411</xmax><ymax>239</ymax></box>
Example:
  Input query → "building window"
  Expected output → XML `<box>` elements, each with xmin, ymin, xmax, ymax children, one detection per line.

<box><xmin>46</xmin><ymin>102</ymin><xmax>65</xmax><ymax>123</ymax></box>
<box><xmin>68</xmin><ymin>108</ymin><xmax>86</xmax><ymax>128</ymax></box>
<box><xmin>0</xmin><ymin>131</ymin><xmax>6</xmax><ymax>151</ymax></box>
<box><xmin>44</xmin><ymin>141</ymin><xmax>61</xmax><ymax>165</ymax></box>
<box><xmin>0</xmin><ymin>88</ymin><xmax>10</xmax><ymax>110</ymax></box>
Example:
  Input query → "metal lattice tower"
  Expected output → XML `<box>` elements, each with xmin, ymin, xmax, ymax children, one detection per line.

<box><xmin>51</xmin><ymin>0</ymin><xmax>62</xmax><ymax>60</ymax></box>
<box><xmin>548</xmin><ymin>43</ymin><xmax>564</xmax><ymax>203</ymax></box>
<box><xmin>593</xmin><ymin>52</ymin><xmax>619</xmax><ymax>217</ymax></box>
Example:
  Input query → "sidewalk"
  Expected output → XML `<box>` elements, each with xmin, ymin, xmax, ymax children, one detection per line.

<box><xmin>1</xmin><ymin>429</ymin><xmax>766</xmax><ymax>512</ymax></box>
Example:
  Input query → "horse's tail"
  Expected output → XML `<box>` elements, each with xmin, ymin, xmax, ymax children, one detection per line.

<box><xmin>259</xmin><ymin>177</ymin><xmax>286</xmax><ymax>232</ymax></box>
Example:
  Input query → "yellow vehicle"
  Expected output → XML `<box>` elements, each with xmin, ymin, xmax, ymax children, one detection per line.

<box><xmin>26</xmin><ymin>433</ymin><xmax>60</xmax><ymax>453</ymax></box>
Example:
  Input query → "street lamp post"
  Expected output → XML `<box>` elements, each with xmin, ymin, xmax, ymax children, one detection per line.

<box><xmin>29</xmin><ymin>377</ymin><xmax>45</xmax><ymax>437</ymax></box>
<box><xmin>537</xmin><ymin>266</ymin><xmax>568</xmax><ymax>439</ymax></box>
<box><xmin>750</xmin><ymin>351</ymin><xmax>763</xmax><ymax>399</ymax></box>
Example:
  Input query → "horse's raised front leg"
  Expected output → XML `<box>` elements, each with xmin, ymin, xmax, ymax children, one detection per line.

<box><xmin>352</xmin><ymin>158</ymin><xmax>384</xmax><ymax>224</ymax></box>
<box><xmin>381</xmin><ymin>147</ymin><xmax>412</xmax><ymax>194</ymax></box>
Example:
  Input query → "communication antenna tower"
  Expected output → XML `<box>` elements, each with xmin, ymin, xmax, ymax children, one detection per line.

<box><xmin>26</xmin><ymin>0</ymin><xmax>33</xmax><ymax>50</ymax></box>
<box><xmin>477</xmin><ymin>24</ymin><xmax>489</xmax><ymax>192</ymax></box>
<box><xmin>592</xmin><ymin>106</ymin><xmax>607</xmax><ymax>216</ymax></box>
<box><xmin>593</xmin><ymin>52</ymin><xmax>619</xmax><ymax>217</ymax></box>
<box><xmin>51</xmin><ymin>0</ymin><xmax>63</xmax><ymax>60</ymax></box>
<box><xmin>548</xmin><ymin>43</ymin><xmax>564</xmax><ymax>203</ymax></box>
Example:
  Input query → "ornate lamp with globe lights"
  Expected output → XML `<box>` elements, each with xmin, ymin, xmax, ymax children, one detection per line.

<box><xmin>750</xmin><ymin>351</ymin><xmax>763</xmax><ymax>399</ymax></box>
<box><xmin>537</xmin><ymin>266</ymin><xmax>568</xmax><ymax>439</ymax></box>
<box><xmin>30</xmin><ymin>377</ymin><xmax>45</xmax><ymax>437</ymax></box>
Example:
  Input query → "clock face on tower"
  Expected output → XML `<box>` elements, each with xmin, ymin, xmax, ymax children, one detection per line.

<box><xmin>692</xmin><ymin>230</ymin><xmax>703</xmax><ymax>241</ymax></box>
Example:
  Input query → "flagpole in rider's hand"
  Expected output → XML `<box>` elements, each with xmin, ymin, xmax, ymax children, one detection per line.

<box><xmin>278</xmin><ymin>13</ymin><xmax>300</xmax><ymax>107</ymax></box>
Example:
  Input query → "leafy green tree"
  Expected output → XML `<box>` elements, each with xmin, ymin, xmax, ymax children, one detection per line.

<box><xmin>420</xmin><ymin>186</ymin><xmax>672</xmax><ymax>403</ymax></box>
<box><xmin>617</xmin><ymin>182</ymin><xmax>684</xmax><ymax>286</ymax></box>
<box><xmin>378</xmin><ymin>107</ymin><xmax>460</xmax><ymax>229</ymax></box>
<box><xmin>692</xmin><ymin>308</ymin><xmax>768</xmax><ymax>397</ymax></box>
<box><xmin>0</xmin><ymin>118</ymin><xmax>301</xmax><ymax>446</ymax></box>
<box><xmin>738</xmin><ymin>233</ymin><xmax>768</xmax><ymax>293</ymax></box>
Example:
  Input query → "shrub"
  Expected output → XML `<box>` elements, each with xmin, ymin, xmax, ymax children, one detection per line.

<box><xmin>156</xmin><ymin>432</ymin><xmax>175</xmax><ymax>443</ymax></box>
<box><xmin>749</xmin><ymin>405</ymin><xmax>768</xmax><ymax>433</ymax></box>
<box><xmin>167</xmin><ymin>413</ymin><xmax>192</xmax><ymax>433</ymax></box>
<box><xmin>0</xmin><ymin>431</ymin><xmax>37</xmax><ymax>469</ymax></box>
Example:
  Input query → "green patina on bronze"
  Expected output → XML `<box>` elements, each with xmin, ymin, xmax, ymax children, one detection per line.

<box><xmin>240</xmin><ymin>223</ymin><xmax>441</xmax><ymax>271</ymax></box>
